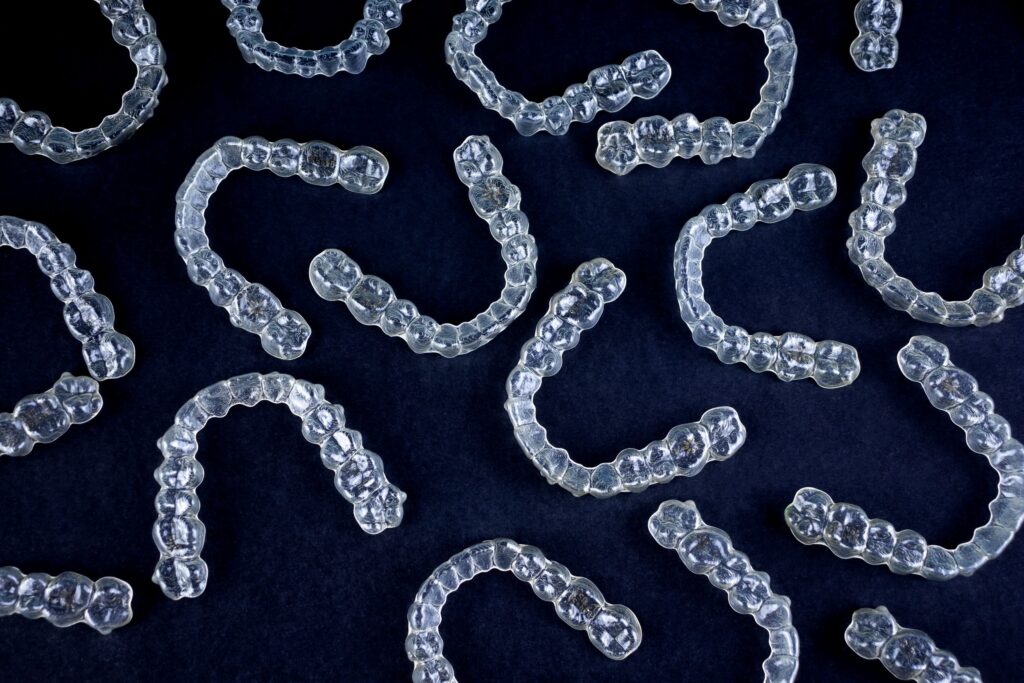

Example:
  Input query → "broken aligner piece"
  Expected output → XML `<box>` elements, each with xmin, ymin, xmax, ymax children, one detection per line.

<box><xmin>785</xmin><ymin>336</ymin><xmax>1024</xmax><ymax>580</ymax></box>
<box><xmin>174</xmin><ymin>136</ymin><xmax>389</xmax><ymax>360</ymax></box>
<box><xmin>648</xmin><ymin>500</ymin><xmax>799</xmax><ymax>683</ymax></box>
<box><xmin>0</xmin><ymin>216</ymin><xmax>136</xmax><ymax>458</ymax></box>
<box><xmin>845</xmin><ymin>607</ymin><xmax>982</xmax><ymax>682</ymax></box>
<box><xmin>223</xmin><ymin>0</ymin><xmax>411</xmax><ymax>77</ymax></box>
<box><xmin>596</xmin><ymin>0</ymin><xmax>796</xmax><ymax>174</ymax></box>
<box><xmin>405</xmin><ymin>538</ymin><xmax>642</xmax><ymax>681</ymax></box>
<box><xmin>850</xmin><ymin>0</ymin><xmax>902</xmax><ymax>72</ymax></box>
<box><xmin>674</xmin><ymin>165</ymin><xmax>860</xmax><ymax>388</ymax></box>
<box><xmin>505</xmin><ymin>258</ymin><xmax>747</xmax><ymax>498</ymax></box>
<box><xmin>152</xmin><ymin>372</ymin><xmax>406</xmax><ymax>600</ymax></box>
<box><xmin>309</xmin><ymin>135</ymin><xmax>537</xmax><ymax>357</ymax></box>
<box><xmin>0</xmin><ymin>567</ymin><xmax>132</xmax><ymax>635</ymax></box>
<box><xmin>0</xmin><ymin>0</ymin><xmax>166</xmax><ymax>163</ymax></box>
<box><xmin>849</xmin><ymin>110</ymin><xmax>1024</xmax><ymax>326</ymax></box>
<box><xmin>445</xmin><ymin>2</ymin><xmax>671</xmax><ymax>136</ymax></box>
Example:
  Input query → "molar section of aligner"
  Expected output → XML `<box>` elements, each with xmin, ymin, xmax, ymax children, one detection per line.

<box><xmin>850</xmin><ymin>0</ymin><xmax>902</xmax><ymax>72</ymax></box>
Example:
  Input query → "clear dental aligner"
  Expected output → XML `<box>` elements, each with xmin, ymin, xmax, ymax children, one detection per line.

<box><xmin>309</xmin><ymin>135</ymin><xmax>537</xmax><ymax>357</ymax></box>
<box><xmin>174</xmin><ymin>136</ymin><xmax>388</xmax><ymax>360</ymax></box>
<box><xmin>648</xmin><ymin>500</ymin><xmax>799</xmax><ymax>683</ymax></box>
<box><xmin>850</xmin><ymin>0</ymin><xmax>902</xmax><ymax>72</ymax></box>
<box><xmin>153</xmin><ymin>372</ymin><xmax>406</xmax><ymax>600</ymax></box>
<box><xmin>596</xmin><ymin>0</ymin><xmax>796</xmax><ymax>174</ymax></box>
<box><xmin>445</xmin><ymin>2</ymin><xmax>671</xmax><ymax>136</ymax></box>
<box><xmin>0</xmin><ymin>217</ymin><xmax>136</xmax><ymax>458</ymax></box>
<box><xmin>505</xmin><ymin>258</ymin><xmax>747</xmax><ymax>498</ymax></box>
<box><xmin>405</xmin><ymin>538</ymin><xmax>642</xmax><ymax>680</ymax></box>
<box><xmin>223</xmin><ymin>0</ymin><xmax>410</xmax><ymax>77</ymax></box>
<box><xmin>785</xmin><ymin>336</ymin><xmax>1024</xmax><ymax>580</ymax></box>
<box><xmin>674</xmin><ymin>165</ymin><xmax>861</xmax><ymax>388</ymax></box>
<box><xmin>845</xmin><ymin>607</ymin><xmax>982</xmax><ymax>682</ymax></box>
<box><xmin>0</xmin><ymin>566</ymin><xmax>133</xmax><ymax>634</ymax></box>
<box><xmin>848</xmin><ymin>110</ymin><xmax>1024</xmax><ymax>326</ymax></box>
<box><xmin>0</xmin><ymin>0</ymin><xmax>166</xmax><ymax>163</ymax></box>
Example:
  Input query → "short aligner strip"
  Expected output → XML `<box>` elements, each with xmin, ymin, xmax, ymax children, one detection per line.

<box><xmin>0</xmin><ymin>217</ymin><xmax>136</xmax><ymax>458</ymax></box>
<box><xmin>0</xmin><ymin>0</ymin><xmax>166</xmax><ymax>163</ymax></box>
<box><xmin>445</xmin><ymin>1</ymin><xmax>672</xmax><ymax>137</ymax></box>
<box><xmin>845</xmin><ymin>606</ymin><xmax>982</xmax><ymax>681</ymax></box>
<box><xmin>596</xmin><ymin>0</ymin><xmax>797</xmax><ymax>175</ymax></box>
<box><xmin>848</xmin><ymin>110</ymin><xmax>1024</xmax><ymax>326</ymax></box>
<box><xmin>674</xmin><ymin>165</ymin><xmax>861</xmax><ymax>388</ymax></box>
<box><xmin>223</xmin><ymin>0</ymin><xmax>410</xmax><ymax>77</ymax></box>
<box><xmin>850</xmin><ymin>0</ymin><xmax>902</xmax><ymax>72</ymax></box>
<box><xmin>785</xmin><ymin>336</ymin><xmax>1024</xmax><ymax>580</ymax></box>
<box><xmin>174</xmin><ymin>137</ymin><xmax>389</xmax><ymax>360</ymax></box>
<box><xmin>648</xmin><ymin>500</ymin><xmax>799</xmax><ymax>683</ymax></box>
<box><xmin>309</xmin><ymin>135</ymin><xmax>537</xmax><ymax>357</ymax></box>
<box><xmin>505</xmin><ymin>258</ymin><xmax>747</xmax><ymax>498</ymax></box>
<box><xmin>152</xmin><ymin>372</ymin><xmax>406</xmax><ymax>600</ymax></box>
<box><xmin>0</xmin><ymin>567</ymin><xmax>132</xmax><ymax>634</ymax></box>
<box><xmin>405</xmin><ymin>538</ymin><xmax>642</xmax><ymax>681</ymax></box>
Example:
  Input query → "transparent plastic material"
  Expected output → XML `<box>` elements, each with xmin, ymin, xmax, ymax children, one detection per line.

<box><xmin>404</xmin><ymin>538</ymin><xmax>642</xmax><ymax>681</ymax></box>
<box><xmin>850</xmin><ymin>0</ymin><xmax>901</xmax><ymax>72</ymax></box>
<box><xmin>596</xmin><ymin>0</ymin><xmax>797</xmax><ymax>174</ymax></box>
<box><xmin>0</xmin><ymin>567</ymin><xmax>132</xmax><ymax>634</ymax></box>
<box><xmin>648</xmin><ymin>500</ymin><xmax>799</xmax><ymax>683</ymax></box>
<box><xmin>152</xmin><ymin>372</ymin><xmax>405</xmax><ymax>600</ymax></box>
<box><xmin>0</xmin><ymin>0</ymin><xmax>166</xmax><ymax>163</ymax></box>
<box><xmin>673</xmin><ymin>165</ymin><xmax>860</xmax><ymax>388</ymax></box>
<box><xmin>1</xmin><ymin>216</ymin><xmax>136</xmax><ymax>458</ymax></box>
<box><xmin>785</xmin><ymin>336</ymin><xmax>1024</xmax><ymax>580</ymax></box>
<box><xmin>505</xmin><ymin>258</ymin><xmax>747</xmax><ymax>498</ymax></box>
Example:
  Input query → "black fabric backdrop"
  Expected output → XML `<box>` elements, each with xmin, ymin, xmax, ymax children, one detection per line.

<box><xmin>1</xmin><ymin>1</ymin><xmax>1022</xmax><ymax>681</ymax></box>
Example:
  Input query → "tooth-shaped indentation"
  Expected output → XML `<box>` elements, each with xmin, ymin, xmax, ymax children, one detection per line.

<box><xmin>0</xmin><ymin>567</ymin><xmax>133</xmax><ymax>634</ymax></box>
<box><xmin>310</xmin><ymin>135</ymin><xmax>537</xmax><ymax>357</ymax></box>
<box><xmin>785</xmin><ymin>336</ymin><xmax>1024</xmax><ymax>580</ymax></box>
<box><xmin>850</xmin><ymin>0</ymin><xmax>902</xmax><ymax>72</ymax></box>
<box><xmin>849</xmin><ymin>110</ymin><xmax>1024</xmax><ymax>326</ymax></box>
<box><xmin>672</xmin><ymin>165</ymin><xmax>861</xmax><ymax>388</ymax></box>
<box><xmin>0</xmin><ymin>2</ymin><xmax>165</xmax><ymax>163</ymax></box>
<box><xmin>405</xmin><ymin>539</ymin><xmax>642</xmax><ymax>680</ymax></box>
<box><xmin>596</xmin><ymin>0</ymin><xmax>795</xmax><ymax>174</ymax></box>
<box><xmin>845</xmin><ymin>607</ymin><xmax>982</xmax><ymax>681</ymax></box>
<box><xmin>505</xmin><ymin>258</ymin><xmax>746</xmax><ymax>498</ymax></box>
<box><xmin>647</xmin><ymin>500</ymin><xmax>800</xmax><ymax>683</ymax></box>
<box><xmin>152</xmin><ymin>373</ymin><xmax>406</xmax><ymax>600</ymax></box>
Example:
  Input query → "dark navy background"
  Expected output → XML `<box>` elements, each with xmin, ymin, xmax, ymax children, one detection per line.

<box><xmin>2</xmin><ymin>1</ymin><xmax>1022</xmax><ymax>680</ymax></box>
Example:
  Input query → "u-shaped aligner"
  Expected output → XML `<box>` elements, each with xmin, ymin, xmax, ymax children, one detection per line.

<box><xmin>309</xmin><ymin>135</ymin><xmax>538</xmax><ymax>357</ymax></box>
<box><xmin>785</xmin><ymin>336</ymin><xmax>1024</xmax><ymax>580</ymax></box>
<box><xmin>405</xmin><ymin>538</ymin><xmax>642</xmax><ymax>681</ymax></box>
<box><xmin>648</xmin><ymin>500</ymin><xmax>799</xmax><ymax>683</ymax></box>
<box><xmin>674</xmin><ymin>164</ymin><xmax>861</xmax><ymax>388</ymax></box>
<box><xmin>848</xmin><ymin>110</ymin><xmax>1024</xmax><ymax>326</ymax></box>
<box><xmin>505</xmin><ymin>258</ymin><xmax>747</xmax><ymax>498</ymax></box>
<box><xmin>223</xmin><ymin>0</ymin><xmax>411</xmax><ymax>77</ymax></box>
<box><xmin>596</xmin><ymin>0</ymin><xmax>797</xmax><ymax>174</ymax></box>
<box><xmin>152</xmin><ymin>372</ymin><xmax>406</xmax><ymax>600</ymax></box>
<box><xmin>0</xmin><ymin>567</ymin><xmax>132</xmax><ymax>634</ymax></box>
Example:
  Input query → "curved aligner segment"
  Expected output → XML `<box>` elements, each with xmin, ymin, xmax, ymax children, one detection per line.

<box><xmin>673</xmin><ymin>165</ymin><xmax>861</xmax><ymax>388</ymax></box>
<box><xmin>505</xmin><ymin>258</ymin><xmax>747</xmax><ymax>498</ymax></box>
<box><xmin>223</xmin><ymin>0</ymin><xmax>411</xmax><ymax>77</ymax></box>
<box><xmin>309</xmin><ymin>135</ymin><xmax>537</xmax><ymax>357</ymax></box>
<box><xmin>405</xmin><ymin>538</ymin><xmax>642</xmax><ymax>681</ymax></box>
<box><xmin>845</xmin><ymin>607</ymin><xmax>982</xmax><ymax>682</ymax></box>
<box><xmin>648</xmin><ymin>500</ymin><xmax>799</xmax><ymax>683</ymax></box>
<box><xmin>174</xmin><ymin>137</ymin><xmax>389</xmax><ymax>360</ymax></box>
<box><xmin>0</xmin><ymin>567</ymin><xmax>132</xmax><ymax>634</ymax></box>
<box><xmin>152</xmin><ymin>372</ymin><xmax>406</xmax><ymax>600</ymax></box>
<box><xmin>849</xmin><ymin>110</ymin><xmax>1024</xmax><ymax>326</ymax></box>
<box><xmin>0</xmin><ymin>217</ymin><xmax>136</xmax><ymax>458</ymax></box>
<box><xmin>0</xmin><ymin>0</ymin><xmax>166</xmax><ymax>163</ymax></box>
<box><xmin>850</xmin><ymin>0</ymin><xmax>902</xmax><ymax>72</ymax></box>
<box><xmin>596</xmin><ymin>0</ymin><xmax>796</xmax><ymax>174</ymax></box>
<box><xmin>785</xmin><ymin>336</ymin><xmax>1024</xmax><ymax>580</ymax></box>
<box><xmin>445</xmin><ymin>2</ymin><xmax>671</xmax><ymax>136</ymax></box>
